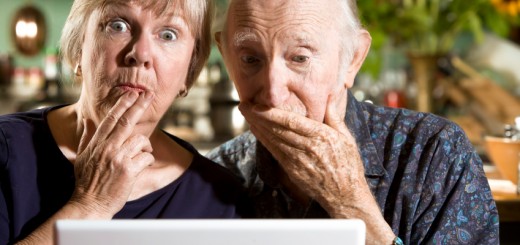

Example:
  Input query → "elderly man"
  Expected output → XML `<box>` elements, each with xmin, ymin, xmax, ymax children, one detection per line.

<box><xmin>208</xmin><ymin>0</ymin><xmax>499</xmax><ymax>244</ymax></box>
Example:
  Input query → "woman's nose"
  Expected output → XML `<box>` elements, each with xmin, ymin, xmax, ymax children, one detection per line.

<box><xmin>124</xmin><ymin>34</ymin><xmax>152</xmax><ymax>68</ymax></box>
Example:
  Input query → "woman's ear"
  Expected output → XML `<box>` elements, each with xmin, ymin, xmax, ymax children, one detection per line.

<box><xmin>74</xmin><ymin>51</ymin><xmax>83</xmax><ymax>77</ymax></box>
<box><xmin>344</xmin><ymin>30</ymin><xmax>371</xmax><ymax>88</ymax></box>
<box><xmin>74</xmin><ymin>63</ymin><xmax>82</xmax><ymax>77</ymax></box>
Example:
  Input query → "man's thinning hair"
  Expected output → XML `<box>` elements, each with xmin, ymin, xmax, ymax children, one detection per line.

<box><xmin>220</xmin><ymin>0</ymin><xmax>364</xmax><ymax>82</ymax></box>
<box><xmin>336</xmin><ymin>0</ymin><xmax>364</xmax><ymax>84</ymax></box>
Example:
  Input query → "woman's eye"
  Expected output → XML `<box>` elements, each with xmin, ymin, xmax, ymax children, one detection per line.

<box><xmin>241</xmin><ymin>55</ymin><xmax>259</xmax><ymax>64</ymax></box>
<box><xmin>292</xmin><ymin>55</ymin><xmax>309</xmax><ymax>63</ymax></box>
<box><xmin>108</xmin><ymin>20</ymin><xmax>128</xmax><ymax>32</ymax></box>
<box><xmin>159</xmin><ymin>30</ymin><xmax>177</xmax><ymax>41</ymax></box>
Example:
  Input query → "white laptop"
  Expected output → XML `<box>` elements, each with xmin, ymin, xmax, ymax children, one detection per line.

<box><xmin>54</xmin><ymin>219</ymin><xmax>365</xmax><ymax>245</ymax></box>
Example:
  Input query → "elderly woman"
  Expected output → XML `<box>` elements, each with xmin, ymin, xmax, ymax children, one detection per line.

<box><xmin>0</xmin><ymin>0</ymin><xmax>248</xmax><ymax>244</ymax></box>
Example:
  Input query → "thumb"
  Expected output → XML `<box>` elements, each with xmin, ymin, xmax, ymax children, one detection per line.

<box><xmin>324</xmin><ymin>90</ymin><xmax>349</xmax><ymax>136</ymax></box>
<box><xmin>78</xmin><ymin>118</ymin><xmax>95</xmax><ymax>154</ymax></box>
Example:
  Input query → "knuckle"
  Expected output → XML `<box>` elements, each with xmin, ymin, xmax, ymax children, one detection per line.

<box><xmin>136</xmin><ymin>134</ymin><xmax>149</xmax><ymax>143</ymax></box>
<box><xmin>286</xmin><ymin>116</ymin><xmax>298</xmax><ymax>129</ymax></box>
<box><xmin>272</xmin><ymin>126</ymin><xmax>284</xmax><ymax>136</ymax></box>
<box><xmin>103</xmin><ymin>143</ymin><xmax>117</xmax><ymax>155</ymax></box>
<box><xmin>129</xmin><ymin>135</ymin><xmax>151</xmax><ymax>149</ymax></box>
<box><xmin>143</xmin><ymin>153</ymin><xmax>155</xmax><ymax>165</ymax></box>
<box><xmin>118</xmin><ymin>115</ymin><xmax>131</xmax><ymax>127</ymax></box>
<box><xmin>267</xmin><ymin>132</ymin><xmax>278</xmax><ymax>144</ymax></box>
<box><xmin>112</xmin><ymin>155</ymin><xmax>127</xmax><ymax>170</ymax></box>
<box><xmin>105</xmin><ymin>113</ymin><xmax>118</xmax><ymax>123</ymax></box>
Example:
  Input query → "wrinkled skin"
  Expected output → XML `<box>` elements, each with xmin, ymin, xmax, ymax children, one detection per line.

<box><xmin>72</xmin><ymin>92</ymin><xmax>155</xmax><ymax>217</ymax></box>
<box><xmin>217</xmin><ymin>0</ymin><xmax>396</xmax><ymax>244</ymax></box>
<box><xmin>19</xmin><ymin>2</ymin><xmax>195</xmax><ymax>244</ymax></box>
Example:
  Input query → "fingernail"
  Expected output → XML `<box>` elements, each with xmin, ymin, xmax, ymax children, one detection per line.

<box><xmin>128</xmin><ymin>92</ymin><xmax>139</xmax><ymax>100</ymax></box>
<box><xmin>144</xmin><ymin>92</ymin><xmax>154</xmax><ymax>100</ymax></box>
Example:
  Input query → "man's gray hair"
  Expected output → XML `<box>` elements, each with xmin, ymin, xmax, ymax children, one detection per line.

<box><xmin>221</xmin><ymin>0</ymin><xmax>364</xmax><ymax>77</ymax></box>
<box><xmin>337</xmin><ymin>0</ymin><xmax>363</xmax><ymax>83</ymax></box>
<box><xmin>339</xmin><ymin>0</ymin><xmax>362</xmax><ymax>63</ymax></box>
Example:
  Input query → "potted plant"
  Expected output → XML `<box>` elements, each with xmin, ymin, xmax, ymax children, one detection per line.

<box><xmin>358</xmin><ymin>0</ymin><xmax>520</xmax><ymax>112</ymax></box>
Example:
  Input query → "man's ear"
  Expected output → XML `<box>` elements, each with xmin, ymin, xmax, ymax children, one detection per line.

<box><xmin>344</xmin><ymin>30</ymin><xmax>371</xmax><ymax>88</ymax></box>
<box><xmin>214</xmin><ymin>31</ymin><xmax>224</xmax><ymax>55</ymax></box>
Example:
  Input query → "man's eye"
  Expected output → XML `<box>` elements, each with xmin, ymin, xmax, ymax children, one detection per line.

<box><xmin>292</xmin><ymin>56</ymin><xmax>309</xmax><ymax>63</ymax></box>
<box><xmin>241</xmin><ymin>56</ymin><xmax>259</xmax><ymax>64</ymax></box>
<box><xmin>159</xmin><ymin>30</ymin><xmax>177</xmax><ymax>41</ymax></box>
<box><xmin>108</xmin><ymin>20</ymin><xmax>128</xmax><ymax>32</ymax></box>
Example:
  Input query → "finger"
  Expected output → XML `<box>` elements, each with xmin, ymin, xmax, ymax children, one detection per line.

<box><xmin>251</xmin><ymin>122</ymin><xmax>323</xmax><ymax>172</ymax></box>
<box><xmin>115</xmin><ymin>152</ymin><xmax>155</xmax><ymax>177</ymax></box>
<box><xmin>249</xmin><ymin>124</ymin><xmax>291</xmax><ymax>164</ymax></box>
<box><xmin>324</xmin><ymin>90</ymin><xmax>350</xmax><ymax>136</ymax></box>
<box><xmin>240</xmin><ymin>103</ymin><xmax>321</xmax><ymax>137</ymax></box>
<box><xmin>78</xmin><ymin>118</ymin><xmax>96</xmax><ymax>154</ymax></box>
<box><xmin>119</xmin><ymin>134</ymin><xmax>153</xmax><ymax>160</ymax></box>
<box><xmin>132</xmin><ymin>152</ymin><xmax>155</xmax><ymax>168</ymax></box>
<box><xmin>95</xmin><ymin>92</ymin><xmax>140</xmax><ymax>142</ymax></box>
<box><xmin>108</xmin><ymin>92</ymin><xmax>154</xmax><ymax>145</ymax></box>
<box><xmin>250</xmin><ymin>125</ymin><xmax>318</xmax><ymax>176</ymax></box>
<box><xmin>251</xmin><ymin>117</ymin><xmax>308</xmax><ymax>150</ymax></box>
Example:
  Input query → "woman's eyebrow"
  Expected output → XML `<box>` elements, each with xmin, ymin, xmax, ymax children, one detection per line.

<box><xmin>100</xmin><ymin>3</ymin><xmax>131</xmax><ymax>19</ymax></box>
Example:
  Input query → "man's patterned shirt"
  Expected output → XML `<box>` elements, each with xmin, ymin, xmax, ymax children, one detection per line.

<box><xmin>207</xmin><ymin>92</ymin><xmax>499</xmax><ymax>244</ymax></box>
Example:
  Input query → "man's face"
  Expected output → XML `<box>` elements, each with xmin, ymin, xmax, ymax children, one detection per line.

<box><xmin>219</xmin><ymin>0</ymin><xmax>346</xmax><ymax>122</ymax></box>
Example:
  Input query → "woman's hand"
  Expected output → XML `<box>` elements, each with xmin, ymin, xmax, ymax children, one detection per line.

<box><xmin>16</xmin><ymin>92</ymin><xmax>155</xmax><ymax>245</ymax></box>
<box><xmin>70</xmin><ymin>92</ymin><xmax>155</xmax><ymax>217</ymax></box>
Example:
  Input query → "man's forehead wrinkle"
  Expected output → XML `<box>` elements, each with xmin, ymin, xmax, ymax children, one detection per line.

<box><xmin>232</xmin><ymin>25</ymin><xmax>317</xmax><ymax>48</ymax></box>
<box><xmin>277</xmin><ymin>28</ymin><xmax>314</xmax><ymax>45</ymax></box>
<box><xmin>232</xmin><ymin>9</ymin><xmax>329</xmax><ymax>33</ymax></box>
<box><xmin>232</xmin><ymin>15</ymin><xmax>324</xmax><ymax>40</ymax></box>
<box><xmin>231</xmin><ymin>0</ymin><xmax>329</xmax><ymax>23</ymax></box>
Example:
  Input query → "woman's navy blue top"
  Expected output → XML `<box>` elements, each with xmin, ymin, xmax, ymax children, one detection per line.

<box><xmin>0</xmin><ymin>106</ymin><xmax>249</xmax><ymax>244</ymax></box>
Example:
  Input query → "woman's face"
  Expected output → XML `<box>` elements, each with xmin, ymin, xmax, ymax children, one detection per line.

<box><xmin>79</xmin><ymin>1</ymin><xmax>195</xmax><ymax>125</ymax></box>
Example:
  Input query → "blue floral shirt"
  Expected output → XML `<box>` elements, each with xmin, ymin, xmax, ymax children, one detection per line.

<box><xmin>207</xmin><ymin>91</ymin><xmax>499</xmax><ymax>244</ymax></box>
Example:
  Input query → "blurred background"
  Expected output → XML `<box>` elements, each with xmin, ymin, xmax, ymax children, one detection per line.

<box><xmin>1</xmin><ymin>0</ymin><xmax>520</xmax><ymax>243</ymax></box>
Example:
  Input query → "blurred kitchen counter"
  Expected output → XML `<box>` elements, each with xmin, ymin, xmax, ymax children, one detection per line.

<box><xmin>485</xmin><ymin>165</ymin><xmax>520</xmax><ymax>223</ymax></box>
<box><xmin>0</xmin><ymin>96</ymin><xmax>20</xmax><ymax>115</ymax></box>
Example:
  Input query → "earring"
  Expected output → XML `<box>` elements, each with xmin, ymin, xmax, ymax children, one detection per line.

<box><xmin>178</xmin><ymin>89</ymin><xmax>188</xmax><ymax>97</ymax></box>
<box><xmin>74</xmin><ymin>63</ymin><xmax>82</xmax><ymax>76</ymax></box>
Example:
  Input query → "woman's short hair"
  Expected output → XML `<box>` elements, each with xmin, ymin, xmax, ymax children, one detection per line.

<box><xmin>60</xmin><ymin>0</ymin><xmax>214</xmax><ymax>89</ymax></box>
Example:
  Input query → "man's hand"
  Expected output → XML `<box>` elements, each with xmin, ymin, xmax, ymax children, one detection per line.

<box><xmin>70</xmin><ymin>92</ymin><xmax>155</xmax><ymax>217</ymax></box>
<box><xmin>240</xmin><ymin>95</ymin><xmax>366</xmax><ymax>214</ymax></box>
<box><xmin>240</xmin><ymin>92</ymin><xmax>396</xmax><ymax>244</ymax></box>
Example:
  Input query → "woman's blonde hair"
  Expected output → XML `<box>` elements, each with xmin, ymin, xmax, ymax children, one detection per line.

<box><xmin>60</xmin><ymin>0</ymin><xmax>214</xmax><ymax>89</ymax></box>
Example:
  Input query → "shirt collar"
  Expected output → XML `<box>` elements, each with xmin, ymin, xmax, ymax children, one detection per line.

<box><xmin>345</xmin><ymin>90</ymin><xmax>386</xmax><ymax>177</ymax></box>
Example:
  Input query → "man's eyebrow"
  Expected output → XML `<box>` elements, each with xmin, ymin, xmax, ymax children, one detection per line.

<box><xmin>289</xmin><ymin>32</ymin><xmax>313</xmax><ymax>46</ymax></box>
<box><xmin>233</xmin><ymin>29</ymin><xmax>259</xmax><ymax>47</ymax></box>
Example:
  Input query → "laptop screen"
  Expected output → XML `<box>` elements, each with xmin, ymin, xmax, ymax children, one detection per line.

<box><xmin>54</xmin><ymin>219</ymin><xmax>365</xmax><ymax>245</ymax></box>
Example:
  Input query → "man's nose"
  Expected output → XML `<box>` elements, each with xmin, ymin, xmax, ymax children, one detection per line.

<box><xmin>259</xmin><ymin>63</ymin><xmax>290</xmax><ymax>107</ymax></box>
<box><xmin>124</xmin><ymin>34</ymin><xmax>152</xmax><ymax>68</ymax></box>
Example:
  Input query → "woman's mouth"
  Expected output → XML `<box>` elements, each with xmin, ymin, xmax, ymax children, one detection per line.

<box><xmin>117</xmin><ymin>84</ymin><xmax>147</xmax><ymax>93</ymax></box>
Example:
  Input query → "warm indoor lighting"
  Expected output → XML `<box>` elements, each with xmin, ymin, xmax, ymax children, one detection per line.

<box><xmin>231</xmin><ymin>106</ymin><xmax>246</xmax><ymax>135</ymax></box>
<box><xmin>15</xmin><ymin>20</ymin><xmax>38</xmax><ymax>38</ymax></box>
<box><xmin>11</xmin><ymin>5</ymin><xmax>46</xmax><ymax>56</ymax></box>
